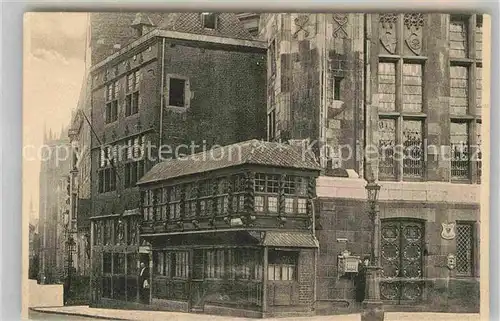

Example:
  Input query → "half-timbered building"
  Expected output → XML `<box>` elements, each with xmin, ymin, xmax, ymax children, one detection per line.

<box><xmin>135</xmin><ymin>140</ymin><xmax>321</xmax><ymax>317</ymax></box>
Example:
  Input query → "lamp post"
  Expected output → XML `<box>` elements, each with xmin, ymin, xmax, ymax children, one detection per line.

<box><xmin>362</xmin><ymin>179</ymin><xmax>384</xmax><ymax>321</ymax></box>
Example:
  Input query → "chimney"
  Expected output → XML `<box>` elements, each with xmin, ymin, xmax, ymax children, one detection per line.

<box><xmin>131</xmin><ymin>13</ymin><xmax>155</xmax><ymax>37</ymax></box>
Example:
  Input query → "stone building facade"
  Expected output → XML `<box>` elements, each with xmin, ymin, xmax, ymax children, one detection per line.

<box><xmin>84</xmin><ymin>12</ymin><xmax>485</xmax><ymax>315</ymax></box>
<box><xmin>87</xmin><ymin>12</ymin><xmax>267</xmax><ymax>306</ymax></box>
<box><xmin>259</xmin><ymin>13</ymin><xmax>484</xmax><ymax>313</ymax></box>
<box><xmin>38</xmin><ymin>130</ymin><xmax>72</xmax><ymax>284</ymax></box>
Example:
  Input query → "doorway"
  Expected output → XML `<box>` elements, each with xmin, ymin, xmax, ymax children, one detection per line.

<box><xmin>380</xmin><ymin>219</ymin><xmax>425</xmax><ymax>304</ymax></box>
<box><xmin>139</xmin><ymin>253</ymin><xmax>151</xmax><ymax>304</ymax></box>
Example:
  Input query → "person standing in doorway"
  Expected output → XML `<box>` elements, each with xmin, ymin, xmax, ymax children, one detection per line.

<box><xmin>138</xmin><ymin>262</ymin><xmax>150</xmax><ymax>304</ymax></box>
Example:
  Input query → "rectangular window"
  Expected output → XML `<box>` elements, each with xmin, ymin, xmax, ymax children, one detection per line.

<box><xmin>269</xmin><ymin>39</ymin><xmax>276</xmax><ymax>76</ymax></box>
<box><xmin>285</xmin><ymin>198</ymin><xmax>294</xmax><ymax>214</ymax></box>
<box><xmin>283</xmin><ymin>176</ymin><xmax>295</xmax><ymax>194</ymax></box>
<box><xmin>450</xmin><ymin>65</ymin><xmax>469</xmax><ymax>115</ymax></box>
<box><xmin>456</xmin><ymin>222</ymin><xmax>474</xmax><ymax>276</ymax></box>
<box><xmin>378</xmin><ymin>62</ymin><xmax>396</xmax><ymax>112</ymax></box>
<box><xmin>205</xmin><ymin>249</ymin><xmax>224</xmax><ymax>279</ymax></box>
<box><xmin>297</xmin><ymin>177</ymin><xmax>308</xmax><ymax>196</ymax></box>
<box><xmin>106</xmin><ymin>85</ymin><xmax>113</xmax><ymax>101</ymax></box>
<box><xmin>297</xmin><ymin>198</ymin><xmax>307</xmax><ymax>214</ymax></box>
<box><xmin>103</xmin><ymin>253</ymin><xmax>112</xmax><ymax>274</ymax></box>
<box><xmin>334</xmin><ymin>77</ymin><xmax>342</xmax><ymax>100</ymax></box>
<box><xmin>267</xmin><ymin>250</ymin><xmax>297</xmax><ymax>281</ymax></box>
<box><xmin>113</xmin><ymin>253</ymin><xmax>125</xmax><ymax>274</ymax></box>
<box><xmin>402</xmin><ymin>63</ymin><xmax>423</xmax><ymax>112</ymax></box>
<box><xmin>133</xmin><ymin>71</ymin><xmax>140</xmax><ymax>91</ymax></box>
<box><xmin>476</xmin><ymin>15</ymin><xmax>483</xmax><ymax>59</ymax></box>
<box><xmin>113</xmin><ymin>81</ymin><xmax>119</xmax><ymax>99</ymax></box>
<box><xmin>268</xmin><ymin>196</ymin><xmax>278</xmax><ymax>213</ymax></box>
<box><xmin>127</xmin><ymin>253</ymin><xmax>137</xmax><ymax>275</ymax></box>
<box><xmin>154</xmin><ymin>252</ymin><xmax>165</xmax><ymax>275</ymax></box>
<box><xmin>266</xmin><ymin>175</ymin><xmax>279</xmax><ymax>193</ymax></box>
<box><xmin>105</xmin><ymin>82</ymin><xmax>118</xmax><ymax>123</ymax></box>
<box><xmin>174</xmin><ymin>252</ymin><xmax>189</xmax><ymax>278</ymax></box>
<box><xmin>132</xmin><ymin>92</ymin><xmax>139</xmax><ymax>114</ymax></box>
<box><xmin>268</xmin><ymin>109</ymin><xmax>276</xmax><ymax>141</ymax></box>
<box><xmin>451</xmin><ymin>121</ymin><xmax>470</xmax><ymax>179</ymax></box>
<box><xmin>255</xmin><ymin>174</ymin><xmax>266</xmax><ymax>192</ymax></box>
<box><xmin>402</xmin><ymin>120</ymin><xmax>424</xmax><ymax>177</ymax></box>
<box><xmin>255</xmin><ymin>196</ymin><xmax>264</xmax><ymax>212</ymax></box>
<box><xmin>168</xmin><ymin>78</ymin><xmax>186</xmax><ymax>107</ymax></box>
<box><xmin>127</xmin><ymin>73</ymin><xmax>134</xmax><ymax>92</ymax></box>
<box><xmin>99</xmin><ymin>168</ymin><xmax>116</xmax><ymax>193</ymax></box>
<box><xmin>476</xmin><ymin>121</ymin><xmax>482</xmax><ymax>183</ymax></box>
<box><xmin>378</xmin><ymin>118</ymin><xmax>397</xmax><ymax>179</ymax></box>
<box><xmin>202</xmin><ymin>13</ymin><xmax>217</xmax><ymax>29</ymax></box>
<box><xmin>476</xmin><ymin>66</ymin><xmax>482</xmax><ymax>114</ymax></box>
<box><xmin>125</xmin><ymin>95</ymin><xmax>131</xmax><ymax>116</ymax></box>
<box><xmin>450</xmin><ymin>16</ymin><xmax>469</xmax><ymax>58</ymax></box>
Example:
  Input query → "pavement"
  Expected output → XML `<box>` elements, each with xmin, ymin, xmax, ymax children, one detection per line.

<box><xmin>29</xmin><ymin>306</ymin><xmax>482</xmax><ymax>321</ymax></box>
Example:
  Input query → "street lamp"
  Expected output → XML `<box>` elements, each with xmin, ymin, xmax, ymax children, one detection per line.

<box><xmin>362</xmin><ymin>179</ymin><xmax>384</xmax><ymax>321</ymax></box>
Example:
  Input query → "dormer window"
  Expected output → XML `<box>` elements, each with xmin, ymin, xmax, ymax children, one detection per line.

<box><xmin>202</xmin><ymin>12</ymin><xmax>217</xmax><ymax>30</ymax></box>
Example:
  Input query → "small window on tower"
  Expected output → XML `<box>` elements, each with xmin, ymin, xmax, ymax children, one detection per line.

<box><xmin>169</xmin><ymin>78</ymin><xmax>186</xmax><ymax>107</ymax></box>
<box><xmin>202</xmin><ymin>13</ymin><xmax>217</xmax><ymax>30</ymax></box>
<box><xmin>334</xmin><ymin>77</ymin><xmax>343</xmax><ymax>101</ymax></box>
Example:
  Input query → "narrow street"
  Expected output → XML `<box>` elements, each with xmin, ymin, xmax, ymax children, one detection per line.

<box><xmin>29</xmin><ymin>308</ymin><xmax>481</xmax><ymax>321</ymax></box>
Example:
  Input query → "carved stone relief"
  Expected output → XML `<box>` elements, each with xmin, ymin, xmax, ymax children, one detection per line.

<box><xmin>293</xmin><ymin>14</ymin><xmax>316</xmax><ymax>39</ymax></box>
<box><xmin>332</xmin><ymin>14</ymin><xmax>349</xmax><ymax>39</ymax></box>
<box><xmin>404</xmin><ymin>13</ymin><xmax>424</xmax><ymax>55</ymax></box>
<box><xmin>379</xmin><ymin>13</ymin><xmax>398</xmax><ymax>54</ymax></box>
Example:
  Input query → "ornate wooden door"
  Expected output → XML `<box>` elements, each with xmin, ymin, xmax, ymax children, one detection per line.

<box><xmin>380</xmin><ymin>220</ymin><xmax>425</xmax><ymax>304</ymax></box>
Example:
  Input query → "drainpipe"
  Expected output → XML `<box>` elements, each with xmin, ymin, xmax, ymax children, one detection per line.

<box><xmin>363</xmin><ymin>14</ymin><xmax>369</xmax><ymax>182</ymax></box>
<box><xmin>320</xmin><ymin>14</ymin><xmax>328</xmax><ymax>168</ymax></box>
<box><xmin>159</xmin><ymin>38</ymin><xmax>166</xmax><ymax>149</ymax></box>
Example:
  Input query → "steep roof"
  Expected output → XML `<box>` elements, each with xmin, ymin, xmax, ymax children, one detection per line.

<box><xmin>159</xmin><ymin>13</ymin><xmax>255</xmax><ymax>40</ymax></box>
<box><xmin>138</xmin><ymin>140</ymin><xmax>321</xmax><ymax>185</ymax></box>
<box><xmin>90</xmin><ymin>12</ymin><xmax>256</xmax><ymax>64</ymax></box>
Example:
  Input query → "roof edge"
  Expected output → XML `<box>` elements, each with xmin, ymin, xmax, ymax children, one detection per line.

<box><xmin>90</xmin><ymin>29</ymin><xmax>266</xmax><ymax>72</ymax></box>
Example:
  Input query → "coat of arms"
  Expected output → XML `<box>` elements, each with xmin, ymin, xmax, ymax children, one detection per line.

<box><xmin>441</xmin><ymin>222</ymin><xmax>456</xmax><ymax>240</ymax></box>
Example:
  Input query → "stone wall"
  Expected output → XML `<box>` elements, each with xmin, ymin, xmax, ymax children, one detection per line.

<box><xmin>259</xmin><ymin>13</ymin><xmax>364</xmax><ymax>172</ymax></box>
<box><xmin>315</xmin><ymin>176</ymin><xmax>480</xmax><ymax>312</ymax></box>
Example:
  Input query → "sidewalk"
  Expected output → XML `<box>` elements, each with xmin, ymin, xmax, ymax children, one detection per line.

<box><xmin>30</xmin><ymin>306</ymin><xmax>481</xmax><ymax>321</ymax></box>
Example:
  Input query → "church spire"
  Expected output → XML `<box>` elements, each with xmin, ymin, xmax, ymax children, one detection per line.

<box><xmin>43</xmin><ymin>122</ymin><xmax>47</xmax><ymax>143</ymax></box>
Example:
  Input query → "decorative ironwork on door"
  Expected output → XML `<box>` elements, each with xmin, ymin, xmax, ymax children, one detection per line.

<box><xmin>380</xmin><ymin>220</ymin><xmax>425</xmax><ymax>303</ymax></box>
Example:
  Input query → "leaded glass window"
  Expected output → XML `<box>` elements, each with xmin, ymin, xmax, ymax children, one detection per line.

<box><xmin>456</xmin><ymin>223</ymin><xmax>474</xmax><ymax>276</ymax></box>
<box><xmin>379</xmin><ymin>119</ymin><xmax>397</xmax><ymax>179</ymax></box>
<box><xmin>402</xmin><ymin>64</ymin><xmax>423</xmax><ymax>112</ymax></box>
<box><xmin>255</xmin><ymin>196</ymin><xmax>264</xmax><ymax>212</ymax></box>
<box><xmin>450</xmin><ymin>66</ymin><xmax>469</xmax><ymax>115</ymax></box>
<box><xmin>451</xmin><ymin>122</ymin><xmax>470</xmax><ymax>179</ymax></box>
<box><xmin>378</xmin><ymin>62</ymin><xmax>396</xmax><ymax>112</ymax></box>
<box><xmin>402</xmin><ymin>120</ymin><xmax>424</xmax><ymax>177</ymax></box>
<box><xmin>450</xmin><ymin>17</ymin><xmax>468</xmax><ymax>58</ymax></box>
<box><xmin>285</xmin><ymin>198</ymin><xmax>294</xmax><ymax>214</ymax></box>
<box><xmin>298</xmin><ymin>198</ymin><xmax>307</xmax><ymax>214</ymax></box>
<box><xmin>268</xmin><ymin>196</ymin><xmax>278</xmax><ymax>213</ymax></box>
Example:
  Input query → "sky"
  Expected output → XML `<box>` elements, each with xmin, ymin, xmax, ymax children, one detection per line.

<box><xmin>24</xmin><ymin>13</ymin><xmax>88</xmax><ymax>223</ymax></box>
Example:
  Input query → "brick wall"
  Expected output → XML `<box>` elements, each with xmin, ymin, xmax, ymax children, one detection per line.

<box><xmin>90</xmin><ymin>36</ymin><xmax>267</xmax><ymax>219</ymax></box>
<box><xmin>298</xmin><ymin>249</ymin><xmax>315</xmax><ymax>305</ymax></box>
<box><xmin>160</xmin><ymin>41</ymin><xmax>267</xmax><ymax>149</ymax></box>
